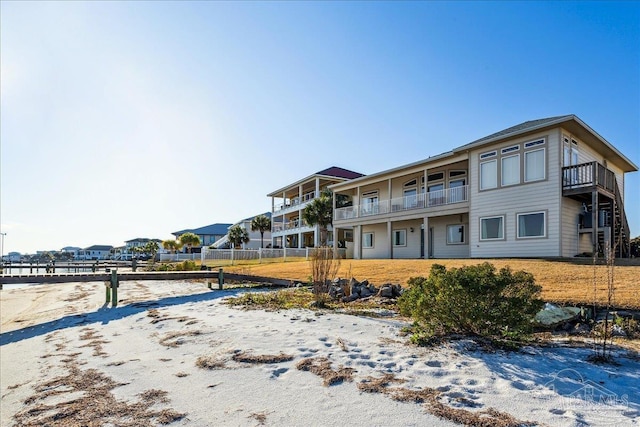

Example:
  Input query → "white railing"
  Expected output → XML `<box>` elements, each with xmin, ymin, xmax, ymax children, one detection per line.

<box><xmin>334</xmin><ymin>185</ymin><xmax>468</xmax><ymax>221</ymax></box>
<box><xmin>159</xmin><ymin>253</ymin><xmax>201</xmax><ymax>262</ymax></box>
<box><xmin>198</xmin><ymin>247</ymin><xmax>346</xmax><ymax>265</ymax></box>
<box><xmin>272</xmin><ymin>219</ymin><xmax>311</xmax><ymax>233</ymax></box>
<box><xmin>273</xmin><ymin>191</ymin><xmax>317</xmax><ymax>213</ymax></box>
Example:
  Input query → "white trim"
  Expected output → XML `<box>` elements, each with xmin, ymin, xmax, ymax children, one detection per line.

<box><xmin>516</xmin><ymin>211</ymin><xmax>547</xmax><ymax>239</ymax></box>
<box><xmin>393</xmin><ymin>229</ymin><xmax>407</xmax><ymax>247</ymax></box>
<box><xmin>524</xmin><ymin>148</ymin><xmax>546</xmax><ymax>182</ymax></box>
<box><xmin>480</xmin><ymin>215</ymin><xmax>505</xmax><ymax>241</ymax></box>
<box><xmin>363</xmin><ymin>232</ymin><xmax>374</xmax><ymax>248</ymax></box>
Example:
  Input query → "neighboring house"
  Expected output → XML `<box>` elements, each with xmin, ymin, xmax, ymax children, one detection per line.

<box><xmin>329</xmin><ymin>115</ymin><xmax>636</xmax><ymax>259</ymax></box>
<box><xmin>78</xmin><ymin>245</ymin><xmax>114</xmax><ymax>260</ymax></box>
<box><xmin>4</xmin><ymin>251</ymin><xmax>22</xmax><ymax>262</ymax></box>
<box><xmin>211</xmin><ymin>212</ymin><xmax>273</xmax><ymax>249</ymax></box>
<box><xmin>61</xmin><ymin>246</ymin><xmax>82</xmax><ymax>259</ymax></box>
<box><xmin>172</xmin><ymin>223</ymin><xmax>233</xmax><ymax>252</ymax></box>
<box><xmin>268</xmin><ymin>166</ymin><xmax>365</xmax><ymax>248</ymax></box>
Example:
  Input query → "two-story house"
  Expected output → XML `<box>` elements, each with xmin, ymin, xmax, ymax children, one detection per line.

<box><xmin>172</xmin><ymin>223</ymin><xmax>232</xmax><ymax>252</ymax></box>
<box><xmin>211</xmin><ymin>212</ymin><xmax>274</xmax><ymax>249</ymax></box>
<box><xmin>268</xmin><ymin>167</ymin><xmax>365</xmax><ymax>248</ymax></box>
<box><xmin>330</xmin><ymin>115</ymin><xmax>636</xmax><ymax>259</ymax></box>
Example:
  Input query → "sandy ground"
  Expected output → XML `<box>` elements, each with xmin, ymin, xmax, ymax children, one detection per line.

<box><xmin>1</xmin><ymin>281</ymin><xmax>639</xmax><ymax>426</ymax></box>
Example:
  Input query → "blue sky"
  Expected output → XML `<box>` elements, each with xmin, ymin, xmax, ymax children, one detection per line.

<box><xmin>1</xmin><ymin>1</ymin><xmax>638</xmax><ymax>254</ymax></box>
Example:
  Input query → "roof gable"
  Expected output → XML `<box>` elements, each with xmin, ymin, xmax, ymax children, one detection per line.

<box><xmin>174</xmin><ymin>223</ymin><xmax>233</xmax><ymax>236</ymax></box>
<box><xmin>315</xmin><ymin>166</ymin><xmax>365</xmax><ymax>180</ymax></box>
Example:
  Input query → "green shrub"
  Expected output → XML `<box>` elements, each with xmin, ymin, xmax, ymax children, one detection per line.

<box><xmin>175</xmin><ymin>260</ymin><xmax>198</xmax><ymax>271</ymax></box>
<box><xmin>398</xmin><ymin>263</ymin><xmax>543</xmax><ymax>347</ymax></box>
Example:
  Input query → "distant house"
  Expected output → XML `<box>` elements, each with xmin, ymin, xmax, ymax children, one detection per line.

<box><xmin>78</xmin><ymin>245</ymin><xmax>113</xmax><ymax>260</ymax></box>
<box><xmin>267</xmin><ymin>166</ymin><xmax>365</xmax><ymax>248</ymax></box>
<box><xmin>61</xmin><ymin>246</ymin><xmax>82</xmax><ymax>259</ymax></box>
<box><xmin>172</xmin><ymin>223</ymin><xmax>232</xmax><ymax>252</ymax></box>
<box><xmin>4</xmin><ymin>251</ymin><xmax>22</xmax><ymax>262</ymax></box>
<box><xmin>211</xmin><ymin>212</ymin><xmax>274</xmax><ymax>249</ymax></box>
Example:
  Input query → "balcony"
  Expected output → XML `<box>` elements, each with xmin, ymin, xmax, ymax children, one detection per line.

<box><xmin>562</xmin><ymin>161</ymin><xmax>616</xmax><ymax>198</ymax></box>
<box><xmin>334</xmin><ymin>185</ymin><xmax>468</xmax><ymax>221</ymax></box>
<box><xmin>273</xmin><ymin>190</ymin><xmax>317</xmax><ymax>214</ymax></box>
<box><xmin>272</xmin><ymin>219</ymin><xmax>312</xmax><ymax>234</ymax></box>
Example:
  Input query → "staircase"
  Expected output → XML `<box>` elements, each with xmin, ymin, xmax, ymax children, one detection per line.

<box><xmin>563</xmin><ymin>161</ymin><xmax>631</xmax><ymax>258</ymax></box>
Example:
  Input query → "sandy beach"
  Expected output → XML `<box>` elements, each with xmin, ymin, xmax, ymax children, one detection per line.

<box><xmin>1</xmin><ymin>281</ymin><xmax>638</xmax><ymax>426</ymax></box>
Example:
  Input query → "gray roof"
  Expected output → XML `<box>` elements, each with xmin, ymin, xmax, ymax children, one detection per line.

<box><xmin>461</xmin><ymin>115</ymin><xmax>572</xmax><ymax>148</ymax></box>
<box><xmin>173</xmin><ymin>223</ymin><xmax>233</xmax><ymax>237</ymax></box>
<box><xmin>84</xmin><ymin>245</ymin><xmax>113</xmax><ymax>251</ymax></box>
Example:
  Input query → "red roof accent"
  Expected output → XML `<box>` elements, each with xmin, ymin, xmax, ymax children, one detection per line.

<box><xmin>316</xmin><ymin>166</ymin><xmax>365</xmax><ymax>180</ymax></box>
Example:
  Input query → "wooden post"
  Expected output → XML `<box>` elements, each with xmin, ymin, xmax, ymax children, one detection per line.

<box><xmin>218</xmin><ymin>268</ymin><xmax>224</xmax><ymax>290</ymax></box>
<box><xmin>110</xmin><ymin>270</ymin><xmax>118</xmax><ymax>307</ymax></box>
<box><xmin>105</xmin><ymin>282</ymin><xmax>111</xmax><ymax>303</ymax></box>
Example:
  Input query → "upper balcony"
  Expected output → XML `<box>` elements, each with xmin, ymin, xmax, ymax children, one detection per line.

<box><xmin>334</xmin><ymin>185</ymin><xmax>468</xmax><ymax>221</ymax></box>
<box><xmin>273</xmin><ymin>190</ymin><xmax>317</xmax><ymax>215</ymax></box>
<box><xmin>272</xmin><ymin>218</ymin><xmax>313</xmax><ymax>235</ymax></box>
<box><xmin>562</xmin><ymin>161</ymin><xmax>616</xmax><ymax>199</ymax></box>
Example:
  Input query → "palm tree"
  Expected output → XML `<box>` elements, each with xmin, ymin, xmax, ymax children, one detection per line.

<box><xmin>250</xmin><ymin>214</ymin><xmax>271</xmax><ymax>248</ymax></box>
<box><xmin>228</xmin><ymin>225</ymin><xmax>250</xmax><ymax>249</ymax></box>
<box><xmin>302</xmin><ymin>189</ymin><xmax>334</xmax><ymax>246</ymax></box>
<box><xmin>162</xmin><ymin>239</ymin><xmax>182</xmax><ymax>254</ymax></box>
<box><xmin>179</xmin><ymin>232</ymin><xmax>201</xmax><ymax>254</ymax></box>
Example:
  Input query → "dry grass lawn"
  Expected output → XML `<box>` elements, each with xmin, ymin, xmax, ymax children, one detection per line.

<box><xmin>223</xmin><ymin>258</ymin><xmax>640</xmax><ymax>309</ymax></box>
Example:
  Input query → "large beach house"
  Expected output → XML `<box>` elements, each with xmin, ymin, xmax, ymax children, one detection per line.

<box><xmin>268</xmin><ymin>167</ymin><xmax>364</xmax><ymax>249</ymax></box>
<box><xmin>326</xmin><ymin>115</ymin><xmax>636</xmax><ymax>259</ymax></box>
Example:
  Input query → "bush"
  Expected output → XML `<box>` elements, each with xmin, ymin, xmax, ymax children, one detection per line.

<box><xmin>398</xmin><ymin>263</ymin><xmax>543</xmax><ymax>347</ymax></box>
<box><xmin>175</xmin><ymin>260</ymin><xmax>198</xmax><ymax>271</ymax></box>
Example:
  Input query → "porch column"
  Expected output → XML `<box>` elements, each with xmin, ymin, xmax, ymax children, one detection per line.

<box><xmin>333</xmin><ymin>226</ymin><xmax>339</xmax><ymax>258</ymax></box>
<box><xmin>299</xmin><ymin>184</ymin><xmax>303</xmax><ymax>202</ymax></box>
<box><xmin>271</xmin><ymin>196</ymin><xmax>274</xmax><ymax>213</ymax></box>
<box><xmin>591</xmin><ymin>191</ymin><xmax>598</xmax><ymax>255</ymax></box>
<box><xmin>387</xmin><ymin>221</ymin><xmax>393</xmax><ymax>259</ymax></box>
<box><xmin>423</xmin><ymin>217</ymin><xmax>429</xmax><ymax>259</ymax></box>
<box><xmin>298</xmin><ymin>232</ymin><xmax>303</xmax><ymax>249</ymax></box>
<box><xmin>315</xmin><ymin>178</ymin><xmax>320</xmax><ymax>198</ymax></box>
<box><xmin>354</xmin><ymin>225</ymin><xmax>362</xmax><ymax>259</ymax></box>
<box><xmin>388</xmin><ymin>178</ymin><xmax>392</xmax><ymax>203</ymax></box>
<box><xmin>314</xmin><ymin>225</ymin><xmax>320</xmax><ymax>247</ymax></box>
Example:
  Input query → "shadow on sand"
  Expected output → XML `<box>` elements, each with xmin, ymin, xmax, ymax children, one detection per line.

<box><xmin>0</xmin><ymin>288</ymin><xmax>249</xmax><ymax>346</ymax></box>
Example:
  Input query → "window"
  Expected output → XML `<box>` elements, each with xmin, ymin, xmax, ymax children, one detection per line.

<box><xmin>480</xmin><ymin>216</ymin><xmax>504</xmax><ymax>240</ymax></box>
<box><xmin>517</xmin><ymin>212</ymin><xmax>545</xmax><ymax>238</ymax></box>
<box><xmin>480</xmin><ymin>160</ymin><xmax>497</xmax><ymax>190</ymax></box>
<box><xmin>363</xmin><ymin>232</ymin><xmax>374</xmax><ymax>248</ymax></box>
<box><xmin>393</xmin><ymin>230</ymin><xmax>406</xmax><ymax>246</ymax></box>
<box><xmin>449</xmin><ymin>179</ymin><xmax>466</xmax><ymax>202</ymax></box>
<box><xmin>449</xmin><ymin>170</ymin><xmax>467</xmax><ymax>178</ymax></box>
<box><xmin>524</xmin><ymin>139</ymin><xmax>545</xmax><ymax>148</ymax></box>
<box><xmin>501</xmin><ymin>154</ymin><xmax>520</xmax><ymax>186</ymax></box>
<box><xmin>427</xmin><ymin>183</ymin><xmax>444</xmax><ymax>206</ymax></box>
<box><xmin>525</xmin><ymin>148</ymin><xmax>545</xmax><ymax>182</ymax></box>
<box><xmin>447</xmin><ymin>225</ymin><xmax>465</xmax><ymax>244</ymax></box>
<box><xmin>501</xmin><ymin>145</ymin><xmax>519</xmax><ymax>154</ymax></box>
<box><xmin>427</xmin><ymin>172</ymin><xmax>444</xmax><ymax>182</ymax></box>
<box><xmin>404</xmin><ymin>188</ymin><xmax>418</xmax><ymax>208</ymax></box>
<box><xmin>361</xmin><ymin>192</ymin><xmax>378</xmax><ymax>216</ymax></box>
<box><xmin>480</xmin><ymin>150</ymin><xmax>497</xmax><ymax>159</ymax></box>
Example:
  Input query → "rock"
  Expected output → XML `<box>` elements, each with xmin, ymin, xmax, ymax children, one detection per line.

<box><xmin>380</xmin><ymin>285</ymin><xmax>393</xmax><ymax>298</ymax></box>
<box><xmin>392</xmin><ymin>284</ymin><xmax>403</xmax><ymax>297</ymax></box>
<box><xmin>341</xmin><ymin>294</ymin><xmax>359</xmax><ymax>303</ymax></box>
<box><xmin>570</xmin><ymin>323</ymin><xmax>591</xmax><ymax>335</ymax></box>
<box><xmin>612</xmin><ymin>324</ymin><xmax>627</xmax><ymax>337</ymax></box>
<box><xmin>360</xmin><ymin>288</ymin><xmax>372</xmax><ymax>298</ymax></box>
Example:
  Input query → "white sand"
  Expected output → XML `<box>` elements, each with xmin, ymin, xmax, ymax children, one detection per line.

<box><xmin>1</xmin><ymin>281</ymin><xmax>638</xmax><ymax>426</ymax></box>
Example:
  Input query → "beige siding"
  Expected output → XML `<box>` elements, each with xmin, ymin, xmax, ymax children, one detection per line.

<box><xmin>561</xmin><ymin>198</ymin><xmax>584</xmax><ymax>257</ymax></box>
<box><xmin>391</xmin><ymin>219</ymin><xmax>423</xmax><ymax>259</ymax></box>
<box><xmin>361</xmin><ymin>223</ymin><xmax>389</xmax><ymax>259</ymax></box>
<box><xmin>469</xmin><ymin>130</ymin><xmax>562</xmax><ymax>257</ymax></box>
<box><xmin>428</xmin><ymin>215</ymin><xmax>470</xmax><ymax>259</ymax></box>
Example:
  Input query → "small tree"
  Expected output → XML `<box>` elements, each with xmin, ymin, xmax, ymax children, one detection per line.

<box><xmin>309</xmin><ymin>247</ymin><xmax>341</xmax><ymax>307</ymax></box>
<box><xmin>228</xmin><ymin>225</ymin><xmax>250</xmax><ymax>249</ymax></box>
<box><xmin>302</xmin><ymin>189</ymin><xmax>333</xmax><ymax>246</ymax></box>
<box><xmin>398</xmin><ymin>263</ymin><xmax>543</xmax><ymax>347</ymax></box>
<box><xmin>250</xmin><ymin>214</ymin><xmax>271</xmax><ymax>248</ymax></box>
<box><xmin>179</xmin><ymin>232</ymin><xmax>201</xmax><ymax>254</ymax></box>
<box><xmin>143</xmin><ymin>241</ymin><xmax>159</xmax><ymax>261</ymax></box>
<box><xmin>162</xmin><ymin>239</ymin><xmax>182</xmax><ymax>254</ymax></box>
